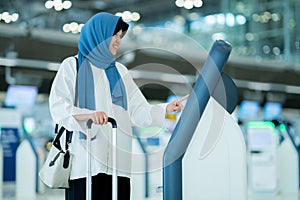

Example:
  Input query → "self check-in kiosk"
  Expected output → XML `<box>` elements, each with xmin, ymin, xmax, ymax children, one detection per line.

<box><xmin>246</xmin><ymin>121</ymin><xmax>279</xmax><ymax>194</ymax></box>
<box><xmin>163</xmin><ymin>40</ymin><xmax>248</xmax><ymax>200</ymax></box>
<box><xmin>183</xmin><ymin>97</ymin><xmax>247</xmax><ymax>200</ymax></box>
<box><xmin>0</xmin><ymin>109</ymin><xmax>22</xmax><ymax>198</ymax></box>
<box><xmin>277</xmin><ymin>122</ymin><xmax>299</xmax><ymax>199</ymax></box>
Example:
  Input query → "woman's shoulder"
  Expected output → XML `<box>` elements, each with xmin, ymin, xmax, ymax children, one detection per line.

<box><xmin>115</xmin><ymin>62</ymin><xmax>128</xmax><ymax>74</ymax></box>
<box><xmin>58</xmin><ymin>56</ymin><xmax>77</xmax><ymax>73</ymax></box>
<box><xmin>61</xmin><ymin>56</ymin><xmax>77</xmax><ymax>66</ymax></box>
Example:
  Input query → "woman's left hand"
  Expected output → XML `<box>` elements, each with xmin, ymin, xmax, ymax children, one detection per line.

<box><xmin>166</xmin><ymin>94</ymin><xmax>189</xmax><ymax>113</ymax></box>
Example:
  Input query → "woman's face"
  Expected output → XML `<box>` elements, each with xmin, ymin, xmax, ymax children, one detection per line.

<box><xmin>109</xmin><ymin>30</ymin><xmax>123</xmax><ymax>55</ymax></box>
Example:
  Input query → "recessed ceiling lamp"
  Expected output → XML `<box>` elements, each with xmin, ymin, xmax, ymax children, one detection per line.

<box><xmin>0</xmin><ymin>12</ymin><xmax>19</xmax><ymax>23</ymax></box>
<box><xmin>62</xmin><ymin>22</ymin><xmax>84</xmax><ymax>34</ymax></box>
<box><xmin>115</xmin><ymin>11</ymin><xmax>141</xmax><ymax>23</ymax></box>
<box><xmin>45</xmin><ymin>0</ymin><xmax>72</xmax><ymax>11</ymax></box>
<box><xmin>175</xmin><ymin>0</ymin><xmax>203</xmax><ymax>9</ymax></box>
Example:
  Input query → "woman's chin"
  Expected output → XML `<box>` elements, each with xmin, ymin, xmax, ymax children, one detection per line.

<box><xmin>110</xmin><ymin>50</ymin><xmax>117</xmax><ymax>56</ymax></box>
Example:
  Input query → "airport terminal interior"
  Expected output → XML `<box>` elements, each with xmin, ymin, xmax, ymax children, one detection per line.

<box><xmin>0</xmin><ymin>0</ymin><xmax>300</xmax><ymax>199</ymax></box>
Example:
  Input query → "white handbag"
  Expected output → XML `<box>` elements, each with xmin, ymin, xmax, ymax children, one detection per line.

<box><xmin>39</xmin><ymin>126</ymin><xmax>73</xmax><ymax>189</ymax></box>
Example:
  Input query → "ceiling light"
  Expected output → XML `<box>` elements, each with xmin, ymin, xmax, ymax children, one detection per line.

<box><xmin>62</xmin><ymin>24</ymin><xmax>70</xmax><ymax>32</ymax></box>
<box><xmin>131</xmin><ymin>12</ymin><xmax>140</xmax><ymax>22</ymax></box>
<box><xmin>0</xmin><ymin>11</ymin><xmax>19</xmax><ymax>24</ymax></box>
<box><xmin>245</xmin><ymin>32</ymin><xmax>254</xmax><ymax>41</ymax></box>
<box><xmin>225</xmin><ymin>13</ymin><xmax>235</xmax><ymax>27</ymax></box>
<box><xmin>236</xmin><ymin>14</ymin><xmax>246</xmax><ymax>25</ymax></box>
<box><xmin>1</xmin><ymin>12</ymin><xmax>9</xmax><ymax>19</ymax></box>
<box><xmin>45</xmin><ymin>0</ymin><xmax>72</xmax><ymax>11</ymax></box>
<box><xmin>11</xmin><ymin>13</ymin><xmax>19</xmax><ymax>22</ymax></box>
<box><xmin>193</xmin><ymin>0</ymin><xmax>203</xmax><ymax>7</ymax></box>
<box><xmin>4</xmin><ymin>16</ymin><xmax>12</xmax><ymax>24</ymax></box>
<box><xmin>175</xmin><ymin>0</ymin><xmax>203</xmax><ymax>9</ymax></box>
<box><xmin>216</xmin><ymin>14</ymin><xmax>225</xmax><ymax>25</ymax></box>
<box><xmin>54</xmin><ymin>4</ymin><xmax>63</xmax><ymax>11</ymax></box>
<box><xmin>115</xmin><ymin>11</ymin><xmax>141</xmax><ymax>23</ymax></box>
<box><xmin>62</xmin><ymin>22</ymin><xmax>82</xmax><ymax>34</ymax></box>
<box><xmin>184</xmin><ymin>1</ymin><xmax>193</xmax><ymax>9</ymax></box>
<box><xmin>272</xmin><ymin>47</ymin><xmax>281</xmax><ymax>56</ymax></box>
<box><xmin>205</xmin><ymin>15</ymin><xmax>216</xmax><ymax>25</ymax></box>
<box><xmin>271</xmin><ymin>13</ymin><xmax>280</xmax><ymax>22</ymax></box>
<box><xmin>252</xmin><ymin>14</ymin><xmax>260</xmax><ymax>22</ymax></box>
<box><xmin>63</xmin><ymin>1</ymin><xmax>72</xmax><ymax>9</ymax></box>
<box><xmin>45</xmin><ymin>1</ymin><xmax>54</xmax><ymax>9</ymax></box>
<box><xmin>175</xmin><ymin>0</ymin><xmax>185</xmax><ymax>7</ymax></box>
<box><xmin>262</xmin><ymin>45</ymin><xmax>270</xmax><ymax>54</ymax></box>
<box><xmin>122</xmin><ymin>11</ymin><xmax>131</xmax><ymax>22</ymax></box>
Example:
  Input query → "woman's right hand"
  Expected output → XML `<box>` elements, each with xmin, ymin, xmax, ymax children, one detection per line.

<box><xmin>90</xmin><ymin>111</ymin><xmax>108</xmax><ymax>125</ymax></box>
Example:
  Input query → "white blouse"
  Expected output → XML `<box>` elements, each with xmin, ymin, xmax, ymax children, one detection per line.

<box><xmin>49</xmin><ymin>56</ymin><xmax>167</xmax><ymax>179</ymax></box>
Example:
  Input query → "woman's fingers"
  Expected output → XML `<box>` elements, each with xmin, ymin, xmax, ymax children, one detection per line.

<box><xmin>177</xmin><ymin>94</ymin><xmax>189</xmax><ymax>103</ymax></box>
<box><xmin>166</xmin><ymin>94</ymin><xmax>190</xmax><ymax>113</ymax></box>
<box><xmin>102</xmin><ymin>113</ymin><xmax>108</xmax><ymax>124</ymax></box>
<box><xmin>92</xmin><ymin>111</ymin><xmax>108</xmax><ymax>125</ymax></box>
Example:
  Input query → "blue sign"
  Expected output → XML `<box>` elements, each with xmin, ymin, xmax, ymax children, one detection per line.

<box><xmin>1</xmin><ymin>128</ymin><xmax>19</xmax><ymax>182</ymax></box>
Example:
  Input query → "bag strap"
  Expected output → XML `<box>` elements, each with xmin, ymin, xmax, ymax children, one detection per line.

<box><xmin>53</xmin><ymin>56</ymin><xmax>78</xmax><ymax>151</ymax></box>
<box><xmin>53</xmin><ymin>125</ymin><xmax>66</xmax><ymax>150</ymax></box>
<box><xmin>53</xmin><ymin>126</ymin><xmax>73</xmax><ymax>151</ymax></box>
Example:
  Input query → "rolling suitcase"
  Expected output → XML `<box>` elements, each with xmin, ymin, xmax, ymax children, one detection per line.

<box><xmin>86</xmin><ymin>117</ymin><xmax>118</xmax><ymax>200</ymax></box>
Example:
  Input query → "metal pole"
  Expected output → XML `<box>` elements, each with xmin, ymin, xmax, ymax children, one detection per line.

<box><xmin>86</xmin><ymin>119</ymin><xmax>93</xmax><ymax>200</ymax></box>
<box><xmin>108</xmin><ymin>118</ymin><xmax>118</xmax><ymax>200</ymax></box>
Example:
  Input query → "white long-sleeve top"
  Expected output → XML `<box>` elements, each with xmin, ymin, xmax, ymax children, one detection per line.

<box><xmin>49</xmin><ymin>56</ymin><xmax>167</xmax><ymax>179</ymax></box>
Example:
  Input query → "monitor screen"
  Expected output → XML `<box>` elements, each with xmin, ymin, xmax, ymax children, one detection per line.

<box><xmin>250</xmin><ymin>131</ymin><xmax>273</xmax><ymax>147</ymax></box>
<box><xmin>263</xmin><ymin>102</ymin><xmax>282</xmax><ymax>120</ymax></box>
<box><xmin>238</xmin><ymin>100</ymin><xmax>260</xmax><ymax>120</ymax></box>
<box><xmin>4</xmin><ymin>85</ymin><xmax>38</xmax><ymax>107</ymax></box>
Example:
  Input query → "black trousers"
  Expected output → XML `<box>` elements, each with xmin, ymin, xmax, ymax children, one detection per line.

<box><xmin>65</xmin><ymin>173</ymin><xmax>130</xmax><ymax>200</ymax></box>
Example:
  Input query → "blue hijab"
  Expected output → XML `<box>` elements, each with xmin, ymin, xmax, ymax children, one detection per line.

<box><xmin>77</xmin><ymin>12</ymin><xmax>128</xmax><ymax>111</ymax></box>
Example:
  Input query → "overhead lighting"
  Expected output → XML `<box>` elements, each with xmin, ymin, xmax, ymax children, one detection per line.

<box><xmin>175</xmin><ymin>0</ymin><xmax>203</xmax><ymax>9</ymax></box>
<box><xmin>115</xmin><ymin>11</ymin><xmax>141</xmax><ymax>22</ymax></box>
<box><xmin>175</xmin><ymin>0</ymin><xmax>185</xmax><ymax>7</ymax></box>
<box><xmin>236</xmin><ymin>14</ymin><xmax>246</xmax><ymax>25</ymax></box>
<box><xmin>251</xmin><ymin>11</ymin><xmax>281</xmax><ymax>24</ymax></box>
<box><xmin>45</xmin><ymin>0</ymin><xmax>72</xmax><ymax>11</ymax></box>
<box><xmin>62</xmin><ymin>22</ymin><xmax>84</xmax><ymax>34</ymax></box>
<box><xmin>204</xmin><ymin>13</ymin><xmax>246</xmax><ymax>26</ymax></box>
<box><xmin>0</xmin><ymin>11</ymin><xmax>19</xmax><ymax>23</ymax></box>
<box><xmin>184</xmin><ymin>1</ymin><xmax>193</xmax><ymax>9</ymax></box>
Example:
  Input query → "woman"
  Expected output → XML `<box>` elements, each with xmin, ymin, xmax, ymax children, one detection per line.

<box><xmin>49</xmin><ymin>12</ymin><xmax>185</xmax><ymax>200</ymax></box>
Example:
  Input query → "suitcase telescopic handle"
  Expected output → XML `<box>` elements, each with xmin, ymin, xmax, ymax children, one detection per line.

<box><xmin>85</xmin><ymin>117</ymin><xmax>118</xmax><ymax>200</ymax></box>
<box><xmin>86</xmin><ymin>117</ymin><xmax>117</xmax><ymax>129</ymax></box>
<box><xmin>108</xmin><ymin>117</ymin><xmax>117</xmax><ymax>128</ymax></box>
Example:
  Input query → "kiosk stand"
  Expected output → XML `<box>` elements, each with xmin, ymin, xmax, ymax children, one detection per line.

<box><xmin>15</xmin><ymin>137</ymin><xmax>38</xmax><ymax>199</ymax></box>
<box><xmin>0</xmin><ymin>109</ymin><xmax>22</xmax><ymax>198</ymax></box>
<box><xmin>163</xmin><ymin>40</ymin><xmax>247</xmax><ymax>200</ymax></box>
<box><xmin>183</xmin><ymin>98</ymin><xmax>247</xmax><ymax>200</ymax></box>
<box><xmin>277</xmin><ymin>123</ymin><xmax>299</xmax><ymax>199</ymax></box>
<box><xmin>246</xmin><ymin>121</ymin><xmax>279</xmax><ymax>196</ymax></box>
